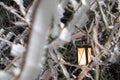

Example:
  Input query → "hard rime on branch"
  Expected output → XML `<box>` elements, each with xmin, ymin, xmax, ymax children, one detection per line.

<box><xmin>0</xmin><ymin>0</ymin><xmax>120</xmax><ymax>80</ymax></box>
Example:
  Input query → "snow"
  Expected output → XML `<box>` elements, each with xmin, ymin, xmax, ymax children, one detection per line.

<box><xmin>11</xmin><ymin>44</ymin><xmax>25</xmax><ymax>57</ymax></box>
<box><xmin>59</xmin><ymin>28</ymin><xmax>71</xmax><ymax>42</ymax></box>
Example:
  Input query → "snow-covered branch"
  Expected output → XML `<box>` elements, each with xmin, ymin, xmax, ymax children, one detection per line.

<box><xmin>19</xmin><ymin>0</ymin><xmax>58</xmax><ymax>80</ymax></box>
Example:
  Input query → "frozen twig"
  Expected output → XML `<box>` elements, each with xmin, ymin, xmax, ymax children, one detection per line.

<box><xmin>67</xmin><ymin>0</ymin><xmax>91</xmax><ymax>32</ymax></box>
<box><xmin>25</xmin><ymin>0</ymin><xmax>38</xmax><ymax>25</ymax></box>
<box><xmin>48</xmin><ymin>46</ymin><xmax>58</xmax><ymax>62</ymax></box>
<box><xmin>93</xmin><ymin>16</ymin><xmax>99</xmax><ymax>55</ymax></box>
<box><xmin>95</xmin><ymin>0</ymin><xmax>108</xmax><ymax>29</ymax></box>
<box><xmin>19</xmin><ymin>0</ymin><xmax>58</xmax><ymax>80</ymax></box>
<box><xmin>0</xmin><ymin>32</ymin><xmax>15</xmax><ymax>50</ymax></box>
<box><xmin>3</xmin><ymin>57</ymin><xmax>18</xmax><ymax>71</ymax></box>
<box><xmin>48</xmin><ymin>59</ymin><xmax>58</xmax><ymax>80</ymax></box>
<box><xmin>71</xmin><ymin>31</ymin><xmax>86</xmax><ymax>40</ymax></box>
<box><xmin>78</xmin><ymin>68</ymin><xmax>91</xmax><ymax>80</ymax></box>
<box><xmin>95</xmin><ymin>65</ymin><xmax>100</xmax><ymax>80</ymax></box>
<box><xmin>60</xmin><ymin>61</ymin><xmax>70</xmax><ymax>80</ymax></box>
<box><xmin>51</xmin><ymin>0</ymin><xmax>61</xmax><ymax>38</ymax></box>
<box><xmin>0</xmin><ymin>28</ymin><xmax>5</xmax><ymax>36</ymax></box>
<box><xmin>11</xmin><ymin>21</ymin><xmax>28</xmax><ymax>26</ymax></box>
<box><xmin>13</xmin><ymin>0</ymin><xmax>26</xmax><ymax>16</ymax></box>
<box><xmin>14</xmin><ymin>27</ymin><xmax>30</xmax><ymax>45</ymax></box>
<box><xmin>58</xmin><ymin>0</ymin><xmax>69</xmax><ymax>18</ymax></box>
<box><xmin>0</xmin><ymin>2</ymin><xmax>26</xmax><ymax>21</ymax></box>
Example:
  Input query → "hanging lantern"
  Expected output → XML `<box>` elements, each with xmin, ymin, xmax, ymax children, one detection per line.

<box><xmin>77</xmin><ymin>44</ymin><xmax>93</xmax><ymax>65</ymax></box>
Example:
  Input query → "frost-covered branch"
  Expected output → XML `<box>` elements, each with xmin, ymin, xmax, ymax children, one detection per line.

<box><xmin>13</xmin><ymin>0</ymin><xmax>26</xmax><ymax>16</ymax></box>
<box><xmin>25</xmin><ymin>0</ymin><xmax>38</xmax><ymax>25</ymax></box>
<box><xmin>67</xmin><ymin>0</ymin><xmax>92</xmax><ymax>31</ymax></box>
<box><xmin>19</xmin><ymin>0</ymin><xmax>58</xmax><ymax>80</ymax></box>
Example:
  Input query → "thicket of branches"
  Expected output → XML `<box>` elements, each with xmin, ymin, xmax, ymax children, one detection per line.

<box><xmin>0</xmin><ymin>0</ymin><xmax>120</xmax><ymax>80</ymax></box>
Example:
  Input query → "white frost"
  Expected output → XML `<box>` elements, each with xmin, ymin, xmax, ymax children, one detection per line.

<box><xmin>70</xmin><ymin>0</ymin><xmax>78</xmax><ymax>10</ymax></box>
<box><xmin>11</xmin><ymin>44</ymin><xmax>25</xmax><ymax>57</ymax></box>
<box><xmin>13</xmin><ymin>68</ymin><xmax>20</xmax><ymax>76</ymax></box>
<box><xmin>59</xmin><ymin>28</ymin><xmax>71</xmax><ymax>42</ymax></box>
<box><xmin>14</xmin><ymin>0</ymin><xmax>26</xmax><ymax>16</ymax></box>
<box><xmin>0</xmin><ymin>71</ymin><xmax>11</xmax><ymax>80</ymax></box>
<box><xmin>60</xmin><ymin>22</ymin><xmax>65</xmax><ymax>29</ymax></box>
